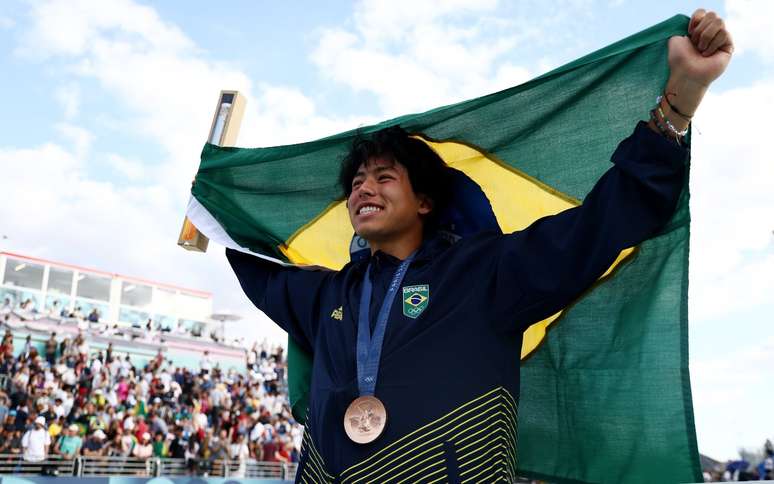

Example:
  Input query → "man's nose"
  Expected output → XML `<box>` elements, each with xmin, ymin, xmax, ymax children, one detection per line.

<box><xmin>358</xmin><ymin>178</ymin><xmax>376</xmax><ymax>197</ymax></box>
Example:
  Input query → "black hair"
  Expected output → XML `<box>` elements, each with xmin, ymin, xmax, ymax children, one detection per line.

<box><xmin>339</xmin><ymin>125</ymin><xmax>452</xmax><ymax>230</ymax></box>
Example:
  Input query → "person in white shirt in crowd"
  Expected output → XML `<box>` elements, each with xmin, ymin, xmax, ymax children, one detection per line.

<box><xmin>229</xmin><ymin>433</ymin><xmax>250</xmax><ymax>477</ymax></box>
<box><xmin>22</xmin><ymin>416</ymin><xmax>51</xmax><ymax>462</ymax></box>
<box><xmin>132</xmin><ymin>432</ymin><xmax>153</xmax><ymax>459</ymax></box>
<box><xmin>246</xmin><ymin>345</ymin><xmax>257</xmax><ymax>372</ymax></box>
<box><xmin>199</xmin><ymin>350</ymin><xmax>212</xmax><ymax>375</ymax></box>
<box><xmin>13</xmin><ymin>366</ymin><xmax>30</xmax><ymax>390</ymax></box>
<box><xmin>52</xmin><ymin>398</ymin><xmax>66</xmax><ymax>419</ymax></box>
<box><xmin>61</xmin><ymin>366</ymin><xmax>77</xmax><ymax>387</ymax></box>
<box><xmin>91</xmin><ymin>353</ymin><xmax>103</xmax><ymax>374</ymax></box>
<box><xmin>1</xmin><ymin>297</ymin><xmax>12</xmax><ymax>315</ymax></box>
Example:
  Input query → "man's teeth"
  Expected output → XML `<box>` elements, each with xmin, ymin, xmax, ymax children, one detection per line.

<box><xmin>359</xmin><ymin>206</ymin><xmax>382</xmax><ymax>215</ymax></box>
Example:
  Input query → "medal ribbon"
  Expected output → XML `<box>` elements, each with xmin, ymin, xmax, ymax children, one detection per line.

<box><xmin>356</xmin><ymin>252</ymin><xmax>415</xmax><ymax>397</ymax></box>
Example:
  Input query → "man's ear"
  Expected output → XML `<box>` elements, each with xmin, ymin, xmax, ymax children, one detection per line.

<box><xmin>417</xmin><ymin>194</ymin><xmax>433</xmax><ymax>216</ymax></box>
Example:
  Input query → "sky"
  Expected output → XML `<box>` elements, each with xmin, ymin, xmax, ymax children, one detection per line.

<box><xmin>0</xmin><ymin>0</ymin><xmax>771</xmax><ymax>463</ymax></box>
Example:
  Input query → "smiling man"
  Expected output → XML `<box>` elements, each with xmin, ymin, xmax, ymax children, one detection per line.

<box><xmin>227</xmin><ymin>9</ymin><xmax>732</xmax><ymax>483</ymax></box>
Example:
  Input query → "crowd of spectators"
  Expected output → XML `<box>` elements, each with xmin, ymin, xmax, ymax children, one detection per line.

<box><xmin>703</xmin><ymin>440</ymin><xmax>774</xmax><ymax>482</ymax></box>
<box><xmin>1</xmin><ymin>295</ymin><xmax>246</xmax><ymax>349</ymax></box>
<box><xmin>0</xmin><ymin>328</ymin><xmax>302</xmax><ymax>476</ymax></box>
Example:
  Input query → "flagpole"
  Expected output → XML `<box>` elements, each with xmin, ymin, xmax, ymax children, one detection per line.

<box><xmin>177</xmin><ymin>90</ymin><xmax>247</xmax><ymax>252</ymax></box>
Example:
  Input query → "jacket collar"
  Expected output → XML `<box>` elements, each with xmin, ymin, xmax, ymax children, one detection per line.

<box><xmin>362</xmin><ymin>232</ymin><xmax>452</xmax><ymax>274</ymax></box>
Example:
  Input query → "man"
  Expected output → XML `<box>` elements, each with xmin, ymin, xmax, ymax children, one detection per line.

<box><xmin>21</xmin><ymin>416</ymin><xmax>51</xmax><ymax>462</ymax></box>
<box><xmin>54</xmin><ymin>424</ymin><xmax>82</xmax><ymax>459</ymax></box>
<box><xmin>82</xmin><ymin>429</ymin><xmax>107</xmax><ymax>457</ymax></box>
<box><xmin>44</xmin><ymin>333</ymin><xmax>57</xmax><ymax>366</ymax></box>
<box><xmin>168</xmin><ymin>426</ymin><xmax>187</xmax><ymax>459</ymax></box>
<box><xmin>200</xmin><ymin>350</ymin><xmax>212</xmax><ymax>375</ymax></box>
<box><xmin>227</xmin><ymin>9</ymin><xmax>732</xmax><ymax>483</ymax></box>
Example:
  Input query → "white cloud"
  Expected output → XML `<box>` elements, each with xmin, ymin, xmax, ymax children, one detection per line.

<box><xmin>239</xmin><ymin>84</ymin><xmax>380</xmax><ymax>147</ymax></box>
<box><xmin>725</xmin><ymin>0</ymin><xmax>774</xmax><ymax>63</ymax></box>
<box><xmin>311</xmin><ymin>0</ymin><xmax>532</xmax><ymax>116</ymax></box>
<box><xmin>54</xmin><ymin>83</ymin><xmax>81</xmax><ymax>119</ymax></box>
<box><xmin>691</xmin><ymin>335</ymin><xmax>774</xmax><ymax>459</ymax></box>
<box><xmin>688</xmin><ymin>80</ymin><xmax>774</xmax><ymax>322</ymax></box>
<box><xmin>106</xmin><ymin>153</ymin><xmax>145</xmax><ymax>181</ymax></box>
<box><xmin>17</xmin><ymin>0</ymin><xmax>193</xmax><ymax>58</ymax></box>
<box><xmin>351</xmin><ymin>0</ymin><xmax>498</xmax><ymax>45</ymax></box>
<box><xmin>55</xmin><ymin>122</ymin><xmax>94</xmax><ymax>159</ymax></box>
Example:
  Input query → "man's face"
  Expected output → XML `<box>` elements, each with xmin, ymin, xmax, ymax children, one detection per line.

<box><xmin>347</xmin><ymin>157</ymin><xmax>431</xmax><ymax>244</ymax></box>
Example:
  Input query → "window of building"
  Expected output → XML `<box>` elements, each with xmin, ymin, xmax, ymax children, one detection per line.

<box><xmin>46</xmin><ymin>295</ymin><xmax>72</xmax><ymax>316</ymax></box>
<box><xmin>74</xmin><ymin>299</ymin><xmax>109</xmax><ymax>321</ymax></box>
<box><xmin>47</xmin><ymin>267</ymin><xmax>73</xmax><ymax>296</ymax></box>
<box><xmin>75</xmin><ymin>273</ymin><xmax>111</xmax><ymax>302</ymax></box>
<box><xmin>3</xmin><ymin>258</ymin><xmax>44</xmax><ymax>290</ymax></box>
<box><xmin>120</xmin><ymin>281</ymin><xmax>152</xmax><ymax>309</ymax></box>
<box><xmin>119</xmin><ymin>307</ymin><xmax>151</xmax><ymax>327</ymax></box>
<box><xmin>1</xmin><ymin>287</ymin><xmax>43</xmax><ymax>312</ymax></box>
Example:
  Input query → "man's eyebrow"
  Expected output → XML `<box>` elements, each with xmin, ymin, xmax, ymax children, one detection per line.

<box><xmin>353</xmin><ymin>163</ymin><xmax>396</xmax><ymax>179</ymax></box>
<box><xmin>373</xmin><ymin>165</ymin><xmax>396</xmax><ymax>173</ymax></box>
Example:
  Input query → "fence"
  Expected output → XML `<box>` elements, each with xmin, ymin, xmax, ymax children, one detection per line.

<box><xmin>80</xmin><ymin>456</ymin><xmax>154</xmax><ymax>477</ymax></box>
<box><xmin>0</xmin><ymin>455</ymin><xmax>296</xmax><ymax>480</ymax></box>
<box><xmin>0</xmin><ymin>454</ymin><xmax>76</xmax><ymax>476</ymax></box>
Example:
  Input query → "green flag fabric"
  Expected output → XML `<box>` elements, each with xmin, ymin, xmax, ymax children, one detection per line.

<box><xmin>189</xmin><ymin>14</ymin><xmax>700</xmax><ymax>483</ymax></box>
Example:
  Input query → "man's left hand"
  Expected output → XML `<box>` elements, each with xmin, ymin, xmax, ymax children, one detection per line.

<box><xmin>669</xmin><ymin>9</ymin><xmax>733</xmax><ymax>87</ymax></box>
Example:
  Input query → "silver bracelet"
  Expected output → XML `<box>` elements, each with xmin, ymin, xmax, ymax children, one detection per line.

<box><xmin>656</xmin><ymin>104</ymin><xmax>689</xmax><ymax>139</ymax></box>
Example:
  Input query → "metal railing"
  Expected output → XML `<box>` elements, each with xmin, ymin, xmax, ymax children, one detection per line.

<box><xmin>0</xmin><ymin>454</ymin><xmax>77</xmax><ymax>476</ymax></box>
<box><xmin>80</xmin><ymin>456</ymin><xmax>153</xmax><ymax>477</ymax></box>
<box><xmin>0</xmin><ymin>455</ymin><xmax>297</xmax><ymax>480</ymax></box>
<box><xmin>155</xmin><ymin>457</ymin><xmax>188</xmax><ymax>476</ymax></box>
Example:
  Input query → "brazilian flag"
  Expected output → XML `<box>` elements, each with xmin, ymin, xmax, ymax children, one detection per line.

<box><xmin>188</xmin><ymin>15</ymin><xmax>700</xmax><ymax>484</ymax></box>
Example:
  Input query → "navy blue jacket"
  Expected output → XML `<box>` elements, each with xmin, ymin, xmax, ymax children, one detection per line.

<box><xmin>227</xmin><ymin>122</ymin><xmax>687</xmax><ymax>483</ymax></box>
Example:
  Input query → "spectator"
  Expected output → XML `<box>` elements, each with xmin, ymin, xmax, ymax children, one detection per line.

<box><xmin>54</xmin><ymin>424</ymin><xmax>82</xmax><ymax>459</ymax></box>
<box><xmin>21</xmin><ymin>335</ymin><xmax>33</xmax><ymax>359</ymax></box>
<box><xmin>82</xmin><ymin>429</ymin><xmax>106</xmax><ymax>457</ymax></box>
<box><xmin>132</xmin><ymin>432</ymin><xmax>152</xmax><ymax>459</ymax></box>
<box><xmin>229</xmin><ymin>433</ymin><xmax>250</xmax><ymax>478</ymax></box>
<box><xmin>262</xmin><ymin>438</ymin><xmax>277</xmax><ymax>463</ymax></box>
<box><xmin>87</xmin><ymin>309</ymin><xmax>100</xmax><ymax>324</ymax></box>
<box><xmin>45</xmin><ymin>333</ymin><xmax>57</xmax><ymax>366</ymax></box>
<box><xmin>185</xmin><ymin>438</ymin><xmax>199</xmax><ymax>475</ymax></box>
<box><xmin>4</xmin><ymin>429</ymin><xmax>24</xmax><ymax>456</ymax></box>
<box><xmin>168</xmin><ymin>427</ymin><xmax>186</xmax><ymax>459</ymax></box>
<box><xmin>200</xmin><ymin>351</ymin><xmax>212</xmax><ymax>375</ymax></box>
<box><xmin>0</xmin><ymin>326</ymin><xmax>302</xmax><ymax>474</ymax></box>
<box><xmin>0</xmin><ymin>394</ymin><xmax>9</xmax><ymax>423</ymax></box>
<box><xmin>152</xmin><ymin>432</ymin><xmax>166</xmax><ymax>457</ymax></box>
<box><xmin>1</xmin><ymin>298</ymin><xmax>11</xmax><ymax>315</ymax></box>
<box><xmin>209</xmin><ymin>429</ymin><xmax>230</xmax><ymax>463</ymax></box>
<box><xmin>275</xmin><ymin>439</ymin><xmax>292</xmax><ymax>463</ymax></box>
<box><xmin>118</xmin><ymin>428</ymin><xmax>136</xmax><ymax>457</ymax></box>
<box><xmin>13</xmin><ymin>399</ymin><xmax>30</xmax><ymax>431</ymax></box>
<box><xmin>52</xmin><ymin>398</ymin><xmax>66</xmax><ymax>419</ymax></box>
<box><xmin>48</xmin><ymin>415</ymin><xmax>64</xmax><ymax>440</ymax></box>
<box><xmin>21</xmin><ymin>416</ymin><xmax>51</xmax><ymax>462</ymax></box>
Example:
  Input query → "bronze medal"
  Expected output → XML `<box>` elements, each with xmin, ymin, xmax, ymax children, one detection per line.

<box><xmin>344</xmin><ymin>395</ymin><xmax>387</xmax><ymax>444</ymax></box>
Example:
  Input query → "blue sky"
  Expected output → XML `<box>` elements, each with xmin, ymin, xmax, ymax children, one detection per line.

<box><xmin>1</xmin><ymin>0</ymin><xmax>772</xmax><ymax>462</ymax></box>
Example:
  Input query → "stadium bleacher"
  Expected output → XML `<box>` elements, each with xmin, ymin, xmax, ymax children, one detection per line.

<box><xmin>0</xmin><ymin>305</ymin><xmax>301</xmax><ymax>480</ymax></box>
